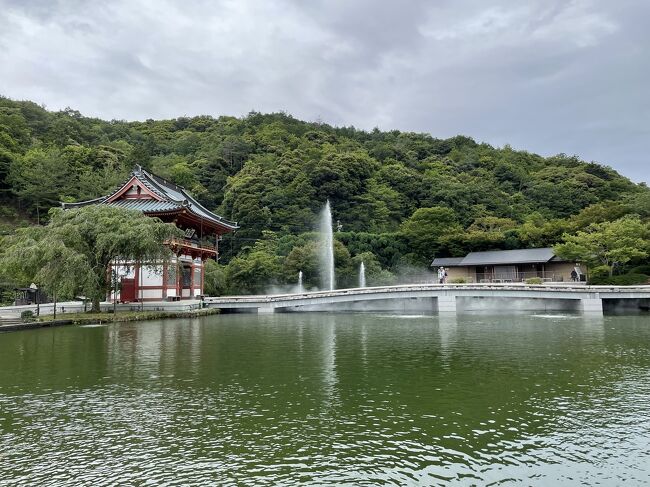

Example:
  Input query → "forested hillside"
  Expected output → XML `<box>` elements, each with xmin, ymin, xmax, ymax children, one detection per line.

<box><xmin>1</xmin><ymin>96</ymin><xmax>648</xmax><ymax>292</ymax></box>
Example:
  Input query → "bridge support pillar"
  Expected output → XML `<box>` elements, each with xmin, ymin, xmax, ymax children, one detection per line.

<box><xmin>437</xmin><ymin>296</ymin><xmax>457</xmax><ymax>314</ymax></box>
<box><xmin>581</xmin><ymin>297</ymin><xmax>603</xmax><ymax>315</ymax></box>
<box><xmin>257</xmin><ymin>305</ymin><xmax>275</xmax><ymax>314</ymax></box>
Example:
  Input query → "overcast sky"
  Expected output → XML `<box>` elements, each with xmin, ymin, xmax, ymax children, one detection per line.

<box><xmin>1</xmin><ymin>0</ymin><xmax>648</xmax><ymax>182</ymax></box>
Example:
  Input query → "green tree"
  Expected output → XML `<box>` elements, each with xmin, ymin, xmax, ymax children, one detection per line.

<box><xmin>2</xmin><ymin>206</ymin><xmax>182</xmax><ymax>311</ymax></box>
<box><xmin>401</xmin><ymin>207</ymin><xmax>462</xmax><ymax>261</ymax></box>
<box><xmin>203</xmin><ymin>259</ymin><xmax>227</xmax><ymax>296</ymax></box>
<box><xmin>351</xmin><ymin>251</ymin><xmax>396</xmax><ymax>286</ymax></box>
<box><xmin>332</xmin><ymin>239</ymin><xmax>353</xmax><ymax>287</ymax></box>
<box><xmin>226</xmin><ymin>250</ymin><xmax>282</xmax><ymax>294</ymax></box>
<box><xmin>0</xmin><ymin>148</ymin><xmax>13</xmax><ymax>197</ymax></box>
<box><xmin>624</xmin><ymin>191</ymin><xmax>650</xmax><ymax>218</ymax></box>
<box><xmin>554</xmin><ymin>216</ymin><xmax>650</xmax><ymax>277</ymax></box>
<box><xmin>463</xmin><ymin>216</ymin><xmax>519</xmax><ymax>249</ymax></box>
<box><xmin>225</xmin><ymin>231</ymin><xmax>283</xmax><ymax>294</ymax></box>
<box><xmin>9</xmin><ymin>147</ymin><xmax>68</xmax><ymax>221</ymax></box>
<box><xmin>517</xmin><ymin>213</ymin><xmax>569</xmax><ymax>248</ymax></box>
<box><xmin>284</xmin><ymin>241</ymin><xmax>320</xmax><ymax>288</ymax></box>
<box><xmin>568</xmin><ymin>201</ymin><xmax>630</xmax><ymax>231</ymax></box>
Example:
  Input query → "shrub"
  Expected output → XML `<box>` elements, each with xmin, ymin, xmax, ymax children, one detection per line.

<box><xmin>368</xmin><ymin>269</ymin><xmax>398</xmax><ymax>286</ymax></box>
<box><xmin>20</xmin><ymin>310</ymin><xmax>34</xmax><ymax>322</ymax></box>
<box><xmin>630</xmin><ymin>264</ymin><xmax>650</xmax><ymax>275</ymax></box>
<box><xmin>0</xmin><ymin>206</ymin><xmax>18</xmax><ymax>219</ymax></box>
<box><xmin>450</xmin><ymin>277</ymin><xmax>468</xmax><ymax>283</ymax></box>
<box><xmin>590</xmin><ymin>273</ymin><xmax>648</xmax><ymax>286</ymax></box>
<box><xmin>525</xmin><ymin>277</ymin><xmax>543</xmax><ymax>285</ymax></box>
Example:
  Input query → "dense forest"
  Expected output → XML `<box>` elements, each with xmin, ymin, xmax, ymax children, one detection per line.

<box><xmin>1</xmin><ymin>96</ymin><xmax>649</xmax><ymax>293</ymax></box>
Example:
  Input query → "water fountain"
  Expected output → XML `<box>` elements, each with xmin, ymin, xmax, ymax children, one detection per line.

<box><xmin>298</xmin><ymin>270</ymin><xmax>304</xmax><ymax>293</ymax></box>
<box><xmin>359</xmin><ymin>262</ymin><xmax>366</xmax><ymax>288</ymax></box>
<box><xmin>320</xmin><ymin>200</ymin><xmax>335</xmax><ymax>291</ymax></box>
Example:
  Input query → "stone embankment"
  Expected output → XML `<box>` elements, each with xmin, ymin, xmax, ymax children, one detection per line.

<box><xmin>0</xmin><ymin>307</ymin><xmax>219</xmax><ymax>333</ymax></box>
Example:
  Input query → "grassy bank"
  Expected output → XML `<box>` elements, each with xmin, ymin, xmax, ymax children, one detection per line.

<box><xmin>27</xmin><ymin>308</ymin><xmax>220</xmax><ymax>326</ymax></box>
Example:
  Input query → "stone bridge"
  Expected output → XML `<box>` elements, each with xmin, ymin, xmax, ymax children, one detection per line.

<box><xmin>205</xmin><ymin>283</ymin><xmax>650</xmax><ymax>315</ymax></box>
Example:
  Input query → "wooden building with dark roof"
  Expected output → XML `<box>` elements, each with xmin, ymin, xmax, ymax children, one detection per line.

<box><xmin>431</xmin><ymin>248</ymin><xmax>583</xmax><ymax>283</ymax></box>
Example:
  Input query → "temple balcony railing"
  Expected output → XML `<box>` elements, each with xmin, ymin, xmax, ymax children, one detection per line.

<box><xmin>164</xmin><ymin>238</ymin><xmax>217</xmax><ymax>259</ymax></box>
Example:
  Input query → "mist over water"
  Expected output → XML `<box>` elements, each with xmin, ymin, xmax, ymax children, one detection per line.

<box><xmin>1</xmin><ymin>313</ymin><xmax>649</xmax><ymax>485</ymax></box>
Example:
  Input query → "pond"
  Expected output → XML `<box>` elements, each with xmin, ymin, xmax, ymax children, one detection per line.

<box><xmin>1</xmin><ymin>312</ymin><xmax>649</xmax><ymax>485</ymax></box>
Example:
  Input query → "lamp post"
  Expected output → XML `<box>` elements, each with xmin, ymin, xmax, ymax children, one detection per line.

<box><xmin>29</xmin><ymin>282</ymin><xmax>39</xmax><ymax>317</ymax></box>
<box><xmin>112</xmin><ymin>267</ymin><xmax>127</xmax><ymax>316</ymax></box>
<box><xmin>112</xmin><ymin>269</ymin><xmax>118</xmax><ymax>316</ymax></box>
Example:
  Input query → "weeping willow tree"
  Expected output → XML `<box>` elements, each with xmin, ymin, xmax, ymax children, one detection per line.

<box><xmin>2</xmin><ymin>205</ymin><xmax>182</xmax><ymax>312</ymax></box>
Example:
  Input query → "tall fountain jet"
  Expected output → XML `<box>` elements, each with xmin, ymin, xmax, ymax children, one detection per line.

<box><xmin>359</xmin><ymin>262</ymin><xmax>366</xmax><ymax>288</ymax></box>
<box><xmin>320</xmin><ymin>200</ymin><xmax>335</xmax><ymax>291</ymax></box>
<box><xmin>298</xmin><ymin>270</ymin><xmax>304</xmax><ymax>293</ymax></box>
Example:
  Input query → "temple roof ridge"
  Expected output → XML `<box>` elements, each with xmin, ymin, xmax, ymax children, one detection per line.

<box><xmin>136</xmin><ymin>166</ymin><xmax>238</xmax><ymax>229</ymax></box>
<box><xmin>62</xmin><ymin>165</ymin><xmax>239</xmax><ymax>231</ymax></box>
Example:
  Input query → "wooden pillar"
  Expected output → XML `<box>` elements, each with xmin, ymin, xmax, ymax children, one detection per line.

<box><xmin>176</xmin><ymin>254</ymin><xmax>181</xmax><ymax>298</ymax></box>
<box><xmin>162</xmin><ymin>263</ymin><xmax>168</xmax><ymax>300</ymax></box>
<box><xmin>107</xmin><ymin>264</ymin><xmax>113</xmax><ymax>302</ymax></box>
<box><xmin>201</xmin><ymin>257</ymin><xmax>206</xmax><ymax>296</ymax></box>
<box><xmin>134</xmin><ymin>261</ymin><xmax>140</xmax><ymax>302</ymax></box>
<box><xmin>189</xmin><ymin>261</ymin><xmax>195</xmax><ymax>299</ymax></box>
<box><xmin>107</xmin><ymin>264</ymin><xmax>111</xmax><ymax>302</ymax></box>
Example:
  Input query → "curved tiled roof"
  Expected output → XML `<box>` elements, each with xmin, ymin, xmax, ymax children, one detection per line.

<box><xmin>137</xmin><ymin>168</ymin><xmax>238</xmax><ymax>229</ymax></box>
<box><xmin>62</xmin><ymin>196</ymin><xmax>108</xmax><ymax>208</ymax></box>
<box><xmin>62</xmin><ymin>165</ymin><xmax>238</xmax><ymax>231</ymax></box>
<box><xmin>107</xmin><ymin>199</ymin><xmax>183</xmax><ymax>213</ymax></box>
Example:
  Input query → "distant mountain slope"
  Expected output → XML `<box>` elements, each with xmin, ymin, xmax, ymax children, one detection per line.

<box><xmin>1</xmin><ymin>95</ymin><xmax>647</xmax><ymax>264</ymax></box>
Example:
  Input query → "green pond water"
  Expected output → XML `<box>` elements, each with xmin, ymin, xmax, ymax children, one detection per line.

<box><xmin>1</xmin><ymin>313</ymin><xmax>650</xmax><ymax>486</ymax></box>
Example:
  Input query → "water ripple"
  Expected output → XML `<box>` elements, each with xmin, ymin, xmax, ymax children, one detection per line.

<box><xmin>1</xmin><ymin>314</ymin><xmax>650</xmax><ymax>485</ymax></box>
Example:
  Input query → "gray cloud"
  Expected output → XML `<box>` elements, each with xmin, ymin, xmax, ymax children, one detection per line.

<box><xmin>0</xmin><ymin>0</ymin><xmax>647</xmax><ymax>182</ymax></box>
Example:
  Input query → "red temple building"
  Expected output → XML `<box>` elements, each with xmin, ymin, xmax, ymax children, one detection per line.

<box><xmin>62</xmin><ymin>165</ymin><xmax>238</xmax><ymax>302</ymax></box>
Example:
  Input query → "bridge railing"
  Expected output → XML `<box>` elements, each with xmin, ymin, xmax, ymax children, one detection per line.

<box><xmin>199</xmin><ymin>284</ymin><xmax>650</xmax><ymax>317</ymax></box>
<box><xmin>204</xmin><ymin>283</ymin><xmax>650</xmax><ymax>305</ymax></box>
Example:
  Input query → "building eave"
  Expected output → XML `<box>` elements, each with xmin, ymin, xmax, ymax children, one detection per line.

<box><xmin>61</xmin><ymin>165</ymin><xmax>239</xmax><ymax>232</ymax></box>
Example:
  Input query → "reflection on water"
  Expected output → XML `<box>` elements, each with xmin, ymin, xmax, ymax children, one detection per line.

<box><xmin>1</xmin><ymin>313</ymin><xmax>650</xmax><ymax>485</ymax></box>
<box><xmin>320</xmin><ymin>317</ymin><xmax>338</xmax><ymax>411</ymax></box>
<box><xmin>438</xmin><ymin>315</ymin><xmax>458</xmax><ymax>369</ymax></box>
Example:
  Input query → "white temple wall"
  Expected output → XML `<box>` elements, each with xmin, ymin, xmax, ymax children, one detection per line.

<box><xmin>108</xmin><ymin>253</ymin><xmax>206</xmax><ymax>302</ymax></box>
<box><xmin>140</xmin><ymin>265</ymin><xmax>162</xmax><ymax>286</ymax></box>
<box><xmin>140</xmin><ymin>289</ymin><xmax>164</xmax><ymax>299</ymax></box>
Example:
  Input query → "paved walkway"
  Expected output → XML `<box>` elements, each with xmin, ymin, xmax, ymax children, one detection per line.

<box><xmin>0</xmin><ymin>300</ymin><xmax>203</xmax><ymax>319</ymax></box>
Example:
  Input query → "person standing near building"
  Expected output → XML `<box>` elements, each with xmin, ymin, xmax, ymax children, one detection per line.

<box><xmin>573</xmin><ymin>263</ymin><xmax>582</xmax><ymax>282</ymax></box>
